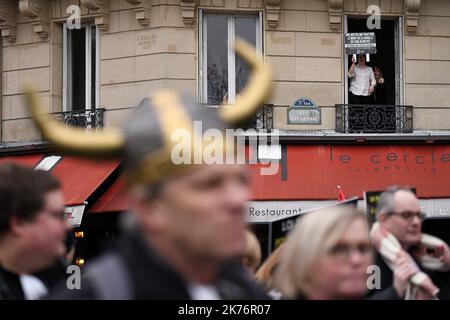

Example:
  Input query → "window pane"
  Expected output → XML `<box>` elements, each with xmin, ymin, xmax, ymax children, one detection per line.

<box><xmin>91</xmin><ymin>26</ymin><xmax>97</xmax><ymax>109</ymax></box>
<box><xmin>70</xmin><ymin>28</ymin><xmax>86</xmax><ymax>111</ymax></box>
<box><xmin>206</xmin><ymin>14</ymin><xmax>228</xmax><ymax>104</ymax></box>
<box><xmin>70</xmin><ymin>28</ymin><xmax>86</xmax><ymax>110</ymax></box>
<box><xmin>235</xmin><ymin>16</ymin><xmax>257</xmax><ymax>96</ymax></box>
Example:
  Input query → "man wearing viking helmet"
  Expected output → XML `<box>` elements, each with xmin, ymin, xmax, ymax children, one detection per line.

<box><xmin>25</xmin><ymin>40</ymin><xmax>272</xmax><ymax>299</ymax></box>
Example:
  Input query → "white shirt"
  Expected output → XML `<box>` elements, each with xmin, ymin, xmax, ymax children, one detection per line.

<box><xmin>349</xmin><ymin>64</ymin><xmax>376</xmax><ymax>96</ymax></box>
<box><xmin>19</xmin><ymin>274</ymin><xmax>48</xmax><ymax>300</ymax></box>
<box><xmin>187</xmin><ymin>283</ymin><xmax>221</xmax><ymax>300</ymax></box>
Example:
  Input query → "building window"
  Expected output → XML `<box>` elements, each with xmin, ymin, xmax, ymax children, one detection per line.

<box><xmin>200</xmin><ymin>12</ymin><xmax>262</xmax><ymax>105</ymax></box>
<box><xmin>63</xmin><ymin>24</ymin><xmax>98</xmax><ymax>111</ymax></box>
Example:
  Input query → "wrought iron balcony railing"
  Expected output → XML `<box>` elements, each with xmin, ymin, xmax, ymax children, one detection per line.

<box><xmin>336</xmin><ymin>104</ymin><xmax>413</xmax><ymax>133</ymax></box>
<box><xmin>200</xmin><ymin>103</ymin><xmax>274</xmax><ymax>132</ymax></box>
<box><xmin>240</xmin><ymin>104</ymin><xmax>274</xmax><ymax>132</ymax></box>
<box><xmin>52</xmin><ymin>108</ymin><xmax>105</xmax><ymax>129</ymax></box>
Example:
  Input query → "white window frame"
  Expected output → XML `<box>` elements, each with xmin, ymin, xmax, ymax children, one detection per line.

<box><xmin>63</xmin><ymin>23</ymin><xmax>99</xmax><ymax>112</ymax></box>
<box><xmin>199</xmin><ymin>10</ymin><xmax>263</xmax><ymax>106</ymax></box>
<box><xmin>343</xmin><ymin>15</ymin><xmax>404</xmax><ymax>105</ymax></box>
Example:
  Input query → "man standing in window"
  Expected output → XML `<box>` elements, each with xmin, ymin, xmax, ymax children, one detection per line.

<box><xmin>348</xmin><ymin>54</ymin><xmax>376</xmax><ymax>104</ymax></box>
<box><xmin>347</xmin><ymin>54</ymin><xmax>377</xmax><ymax>132</ymax></box>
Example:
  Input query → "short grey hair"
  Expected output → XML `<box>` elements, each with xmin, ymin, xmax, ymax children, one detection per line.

<box><xmin>376</xmin><ymin>186</ymin><xmax>415</xmax><ymax>220</ymax></box>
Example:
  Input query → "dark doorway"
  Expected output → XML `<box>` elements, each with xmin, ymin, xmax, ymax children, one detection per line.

<box><xmin>73</xmin><ymin>213</ymin><xmax>121</xmax><ymax>266</ymax></box>
<box><xmin>250</xmin><ymin>223</ymin><xmax>270</xmax><ymax>262</ymax></box>
<box><xmin>423</xmin><ymin>218</ymin><xmax>450</xmax><ymax>246</ymax></box>
<box><xmin>347</xmin><ymin>17</ymin><xmax>396</xmax><ymax>105</ymax></box>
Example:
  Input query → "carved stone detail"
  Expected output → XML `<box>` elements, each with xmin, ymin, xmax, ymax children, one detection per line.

<box><xmin>19</xmin><ymin>0</ymin><xmax>49</xmax><ymax>40</ymax></box>
<box><xmin>127</xmin><ymin>0</ymin><xmax>151</xmax><ymax>26</ymax></box>
<box><xmin>405</xmin><ymin>0</ymin><xmax>421</xmax><ymax>33</ymax></box>
<box><xmin>81</xmin><ymin>0</ymin><xmax>110</xmax><ymax>31</ymax></box>
<box><xmin>181</xmin><ymin>0</ymin><xmax>196</xmax><ymax>25</ymax></box>
<box><xmin>0</xmin><ymin>0</ymin><xmax>17</xmax><ymax>43</ymax></box>
<box><xmin>328</xmin><ymin>0</ymin><xmax>343</xmax><ymax>31</ymax></box>
<box><xmin>265</xmin><ymin>0</ymin><xmax>280</xmax><ymax>29</ymax></box>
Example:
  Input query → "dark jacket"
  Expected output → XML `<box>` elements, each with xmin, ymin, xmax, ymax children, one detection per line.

<box><xmin>0</xmin><ymin>266</ymin><xmax>25</xmax><ymax>300</ymax></box>
<box><xmin>0</xmin><ymin>259</ymin><xmax>67</xmax><ymax>300</ymax></box>
<box><xmin>368</xmin><ymin>252</ymin><xmax>450</xmax><ymax>300</ymax></box>
<box><xmin>372</xmin><ymin>82</ymin><xmax>386</xmax><ymax>104</ymax></box>
<box><xmin>366</xmin><ymin>253</ymin><xmax>401</xmax><ymax>300</ymax></box>
<box><xmin>46</xmin><ymin>228</ymin><xmax>269</xmax><ymax>300</ymax></box>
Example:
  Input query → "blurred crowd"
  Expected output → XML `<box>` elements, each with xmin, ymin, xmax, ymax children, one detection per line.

<box><xmin>1</xmin><ymin>162</ymin><xmax>450</xmax><ymax>300</ymax></box>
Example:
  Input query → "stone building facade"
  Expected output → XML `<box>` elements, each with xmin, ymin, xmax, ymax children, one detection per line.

<box><xmin>0</xmin><ymin>0</ymin><xmax>449</xmax><ymax>142</ymax></box>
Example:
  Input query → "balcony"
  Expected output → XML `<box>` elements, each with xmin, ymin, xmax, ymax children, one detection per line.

<box><xmin>240</xmin><ymin>104</ymin><xmax>274</xmax><ymax>132</ymax></box>
<box><xmin>336</xmin><ymin>104</ymin><xmax>413</xmax><ymax>134</ymax></box>
<box><xmin>233</xmin><ymin>104</ymin><xmax>450</xmax><ymax>142</ymax></box>
<box><xmin>52</xmin><ymin>109</ymin><xmax>105</xmax><ymax>129</ymax></box>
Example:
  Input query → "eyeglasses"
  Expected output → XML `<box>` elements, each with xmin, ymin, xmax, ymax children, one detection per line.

<box><xmin>389</xmin><ymin>211</ymin><xmax>426</xmax><ymax>221</ymax></box>
<box><xmin>44</xmin><ymin>209</ymin><xmax>67</xmax><ymax>222</ymax></box>
<box><xmin>328</xmin><ymin>242</ymin><xmax>373</xmax><ymax>261</ymax></box>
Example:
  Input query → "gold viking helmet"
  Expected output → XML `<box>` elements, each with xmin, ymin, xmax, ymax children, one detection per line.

<box><xmin>24</xmin><ymin>39</ymin><xmax>272</xmax><ymax>185</ymax></box>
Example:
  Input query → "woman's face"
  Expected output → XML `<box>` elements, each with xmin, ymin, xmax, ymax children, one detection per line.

<box><xmin>374</xmin><ymin>67</ymin><xmax>380</xmax><ymax>77</ymax></box>
<box><xmin>307</xmin><ymin>218</ymin><xmax>373</xmax><ymax>299</ymax></box>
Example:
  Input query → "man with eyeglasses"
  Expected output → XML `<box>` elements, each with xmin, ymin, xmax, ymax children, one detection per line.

<box><xmin>0</xmin><ymin>163</ymin><xmax>69</xmax><ymax>299</ymax></box>
<box><xmin>370</xmin><ymin>186</ymin><xmax>450</xmax><ymax>299</ymax></box>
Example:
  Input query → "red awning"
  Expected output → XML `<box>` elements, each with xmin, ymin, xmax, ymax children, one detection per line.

<box><xmin>0</xmin><ymin>154</ymin><xmax>43</xmax><ymax>167</ymax></box>
<box><xmin>50</xmin><ymin>157</ymin><xmax>120</xmax><ymax>206</ymax></box>
<box><xmin>0</xmin><ymin>154</ymin><xmax>120</xmax><ymax>206</ymax></box>
<box><xmin>89</xmin><ymin>176</ymin><xmax>129</xmax><ymax>214</ymax></box>
<box><xmin>0</xmin><ymin>153</ymin><xmax>121</xmax><ymax>225</ymax></box>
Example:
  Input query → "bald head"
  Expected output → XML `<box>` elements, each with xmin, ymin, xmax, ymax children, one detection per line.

<box><xmin>377</xmin><ymin>187</ymin><xmax>423</xmax><ymax>249</ymax></box>
<box><xmin>393</xmin><ymin>190</ymin><xmax>420</xmax><ymax>213</ymax></box>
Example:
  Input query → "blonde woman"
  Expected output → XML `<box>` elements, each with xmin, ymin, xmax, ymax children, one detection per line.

<box><xmin>255</xmin><ymin>244</ymin><xmax>285</xmax><ymax>299</ymax></box>
<box><xmin>241</xmin><ymin>230</ymin><xmax>262</xmax><ymax>274</ymax></box>
<box><xmin>274</xmin><ymin>207</ymin><xmax>373</xmax><ymax>299</ymax></box>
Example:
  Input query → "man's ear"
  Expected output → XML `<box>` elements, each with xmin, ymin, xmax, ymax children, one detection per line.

<box><xmin>133</xmin><ymin>196</ymin><xmax>169</xmax><ymax>234</ymax></box>
<box><xmin>8</xmin><ymin>215</ymin><xmax>28</xmax><ymax>237</ymax></box>
<box><xmin>378</xmin><ymin>212</ymin><xmax>389</xmax><ymax>225</ymax></box>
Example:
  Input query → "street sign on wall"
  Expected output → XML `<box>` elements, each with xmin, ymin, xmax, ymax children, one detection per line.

<box><xmin>287</xmin><ymin>97</ymin><xmax>321</xmax><ymax>124</ymax></box>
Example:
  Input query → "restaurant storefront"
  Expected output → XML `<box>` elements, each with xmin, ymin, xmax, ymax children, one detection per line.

<box><xmin>0</xmin><ymin>0</ymin><xmax>449</xmax><ymax>263</ymax></box>
<box><xmin>2</xmin><ymin>141</ymin><xmax>450</xmax><ymax>263</ymax></box>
